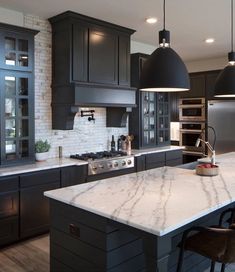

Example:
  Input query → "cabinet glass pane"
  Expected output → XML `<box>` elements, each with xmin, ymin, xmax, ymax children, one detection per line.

<box><xmin>144</xmin><ymin>131</ymin><xmax>149</xmax><ymax>145</ymax></box>
<box><xmin>149</xmin><ymin>103</ymin><xmax>154</xmax><ymax>115</ymax></box>
<box><xmin>19</xmin><ymin>99</ymin><xmax>28</xmax><ymax>116</ymax></box>
<box><xmin>164</xmin><ymin>117</ymin><xmax>169</xmax><ymax>128</ymax></box>
<box><xmin>18</xmin><ymin>39</ymin><xmax>28</xmax><ymax>52</ymax></box>
<box><xmin>159</xmin><ymin>131</ymin><xmax>164</xmax><ymax>143</ymax></box>
<box><xmin>164</xmin><ymin>103</ymin><xmax>168</xmax><ymax>115</ymax></box>
<box><xmin>19</xmin><ymin>54</ymin><xmax>28</xmax><ymax>67</ymax></box>
<box><xmin>159</xmin><ymin>104</ymin><xmax>164</xmax><ymax>115</ymax></box>
<box><xmin>144</xmin><ymin>116</ymin><xmax>148</xmax><ymax>130</ymax></box>
<box><xmin>5</xmin><ymin>98</ymin><xmax>15</xmax><ymax>117</ymax></box>
<box><xmin>5</xmin><ymin>119</ymin><xmax>16</xmax><ymax>138</ymax></box>
<box><xmin>159</xmin><ymin>117</ymin><xmax>164</xmax><ymax>129</ymax></box>
<box><xmin>5</xmin><ymin>37</ymin><xmax>16</xmax><ymax>50</ymax></box>
<box><xmin>19</xmin><ymin>78</ymin><xmax>28</xmax><ymax>95</ymax></box>
<box><xmin>6</xmin><ymin>140</ymin><xmax>16</xmax><ymax>160</ymax></box>
<box><xmin>149</xmin><ymin>117</ymin><xmax>155</xmax><ymax>129</ymax></box>
<box><xmin>5</xmin><ymin>76</ymin><xmax>16</xmax><ymax>97</ymax></box>
<box><xmin>5</xmin><ymin>52</ymin><xmax>16</xmax><ymax>65</ymax></box>
<box><xmin>19</xmin><ymin>119</ymin><xmax>29</xmax><ymax>137</ymax></box>
<box><xmin>149</xmin><ymin>92</ymin><xmax>155</xmax><ymax>102</ymax></box>
<box><xmin>19</xmin><ymin>140</ymin><xmax>29</xmax><ymax>157</ymax></box>
<box><xmin>150</xmin><ymin>131</ymin><xmax>155</xmax><ymax>143</ymax></box>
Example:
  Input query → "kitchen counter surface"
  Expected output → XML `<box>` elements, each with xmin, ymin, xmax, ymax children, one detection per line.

<box><xmin>0</xmin><ymin>157</ymin><xmax>88</xmax><ymax>177</ymax></box>
<box><xmin>132</xmin><ymin>145</ymin><xmax>184</xmax><ymax>156</ymax></box>
<box><xmin>45</xmin><ymin>152</ymin><xmax>235</xmax><ymax>237</ymax></box>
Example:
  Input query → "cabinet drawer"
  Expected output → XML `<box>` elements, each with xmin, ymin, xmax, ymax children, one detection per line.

<box><xmin>145</xmin><ymin>152</ymin><xmax>165</xmax><ymax>170</ymax></box>
<box><xmin>0</xmin><ymin>176</ymin><xmax>18</xmax><ymax>193</ymax></box>
<box><xmin>20</xmin><ymin>169</ymin><xmax>60</xmax><ymax>188</ymax></box>
<box><xmin>0</xmin><ymin>216</ymin><xmax>19</xmax><ymax>246</ymax></box>
<box><xmin>165</xmin><ymin>150</ymin><xmax>182</xmax><ymax>161</ymax></box>
<box><xmin>0</xmin><ymin>191</ymin><xmax>19</xmax><ymax>218</ymax></box>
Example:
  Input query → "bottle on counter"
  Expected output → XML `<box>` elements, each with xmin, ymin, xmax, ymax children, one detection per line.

<box><xmin>111</xmin><ymin>135</ymin><xmax>116</xmax><ymax>152</ymax></box>
<box><xmin>117</xmin><ymin>137</ymin><xmax>122</xmax><ymax>151</ymax></box>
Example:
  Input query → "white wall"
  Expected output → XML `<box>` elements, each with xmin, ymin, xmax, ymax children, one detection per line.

<box><xmin>0</xmin><ymin>7</ymin><xmax>23</xmax><ymax>26</ymax></box>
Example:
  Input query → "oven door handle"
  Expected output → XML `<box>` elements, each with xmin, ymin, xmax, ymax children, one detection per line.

<box><xmin>180</xmin><ymin>129</ymin><xmax>203</xmax><ymax>133</ymax></box>
<box><xmin>179</xmin><ymin>104</ymin><xmax>205</xmax><ymax>109</ymax></box>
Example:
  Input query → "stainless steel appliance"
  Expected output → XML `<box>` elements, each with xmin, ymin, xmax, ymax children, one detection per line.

<box><xmin>180</xmin><ymin>122</ymin><xmax>205</xmax><ymax>155</ymax></box>
<box><xmin>208</xmin><ymin>100</ymin><xmax>235</xmax><ymax>154</ymax></box>
<box><xmin>70</xmin><ymin>151</ymin><xmax>134</xmax><ymax>176</ymax></box>
<box><xmin>179</xmin><ymin>98</ymin><xmax>206</xmax><ymax>122</ymax></box>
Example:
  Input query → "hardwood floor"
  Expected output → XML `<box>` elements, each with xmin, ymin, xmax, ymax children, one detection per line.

<box><xmin>0</xmin><ymin>235</ymin><xmax>234</xmax><ymax>272</ymax></box>
<box><xmin>0</xmin><ymin>235</ymin><xmax>49</xmax><ymax>272</ymax></box>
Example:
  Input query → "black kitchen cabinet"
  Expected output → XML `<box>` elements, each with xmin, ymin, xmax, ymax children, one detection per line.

<box><xmin>49</xmin><ymin>12</ymin><xmax>135</xmax><ymax>129</ymax></box>
<box><xmin>206</xmin><ymin>70</ymin><xmax>221</xmax><ymax>100</ymax></box>
<box><xmin>61</xmin><ymin>165</ymin><xmax>87</xmax><ymax>187</ymax></box>
<box><xmin>0</xmin><ymin>175</ymin><xmax>19</xmax><ymax>246</ymax></box>
<box><xmin>20</xmin><ymin>169</ymin><xmax>61</xmax><ymax>238</ymax></box>
<box><xmin>179</xmin><ymin>73</ymin><xmax>205</xmax><ymax>98</ymax></box>
<box><xmin>135</xmin><ymin>150</ymin><xmax>183</xmax><ymax>172</ymax></box>
<box><xmin>129</xmin><ymin>53</ymin><xmax>170</xmax><ymax>149</ymax></box>
<box><xmin>0</xmin><ymin>23</ymin><xmax>38</xmax><ymax>166</ymax></box>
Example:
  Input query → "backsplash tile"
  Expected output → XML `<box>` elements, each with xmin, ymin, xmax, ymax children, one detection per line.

<box><xmin>24</xmin><ymin>14</ymin><xmax>128</xmax><ymax>158</ymax></box>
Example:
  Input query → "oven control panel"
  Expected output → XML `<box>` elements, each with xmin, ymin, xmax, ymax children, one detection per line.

<box><xmin>88</xmin><ymin>156</ymin><xmax>135</xmax><ymax>176</ymax></box>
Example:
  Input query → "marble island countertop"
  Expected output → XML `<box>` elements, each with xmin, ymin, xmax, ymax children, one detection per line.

<box><xmin>0</xmin><ymin>157</ymin><xmax>88</xmax><ymax>177</ymax></box>
<box><xmin>132</xmin><ymin>145</ymin><xmax>184</xmax><ymax>156</ymax></box>
<box><xmin>45</xmin><ymin>152</ymin><xmax>235</xmax><ymax>237</ymax></box>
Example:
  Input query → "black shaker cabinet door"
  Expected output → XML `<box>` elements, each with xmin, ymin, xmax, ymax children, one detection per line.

<box><xmin>72</xmin><ymin>23</ymin><xmax>88</xmax><ymax>82</ymax></box>
<box><xmin>118</xmin><ymin>35</ymin><xmax>130</xmax><ymax>87</ymax></box>
<box><xmin>88</xmin><ymin>26</ymin><xmax>118</xmax><ymax>85</ymax></box>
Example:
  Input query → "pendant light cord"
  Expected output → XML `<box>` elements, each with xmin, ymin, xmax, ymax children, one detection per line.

<box><xmin>163</xmin><ymin>0</ymin><xmax>166</xmax><ymax>30</ymax></box>
<box><xmin>232</xmin><ymin>0</ymin><xmax>234</xmax><ymax>52</ymax></box>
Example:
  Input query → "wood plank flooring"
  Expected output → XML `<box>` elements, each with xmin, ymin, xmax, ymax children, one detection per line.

<box><xmin>0</xmin><ymin>235</ymin><xmax>234</xmax><ymax>272</ymax></box>
<box><xmin>0</xmin><ymin>235</ymin><xmax>49</xmax><ymax>272</ymax></box>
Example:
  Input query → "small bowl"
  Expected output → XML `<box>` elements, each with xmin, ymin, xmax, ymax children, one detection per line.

<box><xmin>196</xmin><ymin>164</ymin><xmax>219</xmax><ymax>176</ymax></box>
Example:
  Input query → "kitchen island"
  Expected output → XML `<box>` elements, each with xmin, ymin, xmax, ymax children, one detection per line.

<box><xmin>45</xmin><ymin>152</ymin><xmax>235</xmax><ymax>272</ymax></box>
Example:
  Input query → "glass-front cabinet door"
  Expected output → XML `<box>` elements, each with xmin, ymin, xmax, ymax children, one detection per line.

<box><xmin>142</xmin><ymin>92</ymin><xmax>156</xmax><ymax>147</ymax></box>
<box><xmin>0</xmin><ymin>32</ymin><xmax>34</xmax><ymax>71</ymax></box>
<box><xmin>157</xmin><ymin>93</ymin><xmax>170</xmax><ymax>145</ymax></box>
<box><xmin>1</xmin><ymin>71</ymin><xmax>34</xmax><ymax>165</ymax></box>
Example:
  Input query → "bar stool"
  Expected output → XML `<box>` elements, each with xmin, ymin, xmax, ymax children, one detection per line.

<box><xmin>177</xmin><ymin>208</ymin><xmax>235</xmax><ymax>272</ymax></box>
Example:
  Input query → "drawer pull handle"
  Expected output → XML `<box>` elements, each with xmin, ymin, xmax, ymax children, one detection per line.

<box><xmin>69</xmin><ymin>224</ymin><xmax>80</xmax><ymax>238</ymax></box>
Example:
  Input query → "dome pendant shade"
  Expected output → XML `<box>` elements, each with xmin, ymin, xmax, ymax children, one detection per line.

<box><xmin>139</xmin><ymin>46</ymin><xmax>190</xmax><ymax>92</ymax></box>
<box><xmin>214</xmin><ymin>64</ymin><xmax>235</xmax><ymax>97</ymax></box>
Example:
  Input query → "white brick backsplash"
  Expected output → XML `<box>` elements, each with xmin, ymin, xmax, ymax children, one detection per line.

<box><xmin>24</xmin><ymin>14</ymin><xmax>128</xmax><ymax>158</ymax></box>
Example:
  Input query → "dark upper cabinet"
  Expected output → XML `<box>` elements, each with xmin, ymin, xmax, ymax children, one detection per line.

<box><xmin>72</xmin><ymin>23</ymin><xmax>88</xmax><ymax>82</ymax></box>
<box><xmin>89</xmin><ymin>26</ymin><xmax>118</xmax><ymax>85</ymax></box>
<box><xmin>0</xmin><ymin>23</ymin><xmax>38</xmax><ymax>166</ymax></box>
<box><xmin>129</xmin><ymin>53</ymin><xmax>170</xmax><ymax>149</ymax></box>
<box><xmin>118</xmin><ymin>35</ymin><xmax>131</xmax><ymax>87</ymax></box>
<box><xmin>179</xmin><ymin>74</ymin><xmax>206</xmax><ymax>98</ymax></box>
<box><xmin>206</xmin><ymin>70</ymin><xmax>221</xmax><ymax>100</ymax></box>
<box><xmin>49</xmin><ymin>11</ymin><xmax>135</xmax><ymax>130</ymax></box>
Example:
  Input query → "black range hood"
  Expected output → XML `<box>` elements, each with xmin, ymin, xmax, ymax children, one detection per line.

<box><xmin>51</xmin><ymin>83</ymin><xmax>136</xmax><ymax>130</ymax></box>
<box><xmin>49</xmin><ymin>11</ymin><xmax>136</xmax><ymax>130</ymax></box>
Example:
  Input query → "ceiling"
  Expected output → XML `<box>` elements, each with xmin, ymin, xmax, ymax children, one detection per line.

<box><xmin>0</xmin><ymin>0</ymin><xmax>232</xmax><ymax>61</ymax></box>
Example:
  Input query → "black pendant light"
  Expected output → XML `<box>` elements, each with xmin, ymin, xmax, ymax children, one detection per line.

<box><xmin>139</xmin><ymin>0</ymin><xmax>190</xmax><ymax>92</ymax></box>
<box><xmin>214</xmin><ymin>0</ymin><xmax>235</xmax><ymax>97</ymax></box>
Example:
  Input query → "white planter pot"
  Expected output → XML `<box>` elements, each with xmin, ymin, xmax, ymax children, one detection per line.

<box><xmin>35</xmin><ymin>152</ymin><xmax>49</xmax><ymax>162</ymax></box>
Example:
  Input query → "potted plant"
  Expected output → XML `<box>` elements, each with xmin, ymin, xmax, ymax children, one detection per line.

<box><xmin>35</xmin><ymin>140</ymin><xmax>51</xmax><ymax>161</ymax></box>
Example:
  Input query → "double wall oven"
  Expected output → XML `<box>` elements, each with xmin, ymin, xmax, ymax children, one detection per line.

<box><xmin>179</xmin><ymin>98</ymin><xmax>206</xmax><ymax>163</ymax></box>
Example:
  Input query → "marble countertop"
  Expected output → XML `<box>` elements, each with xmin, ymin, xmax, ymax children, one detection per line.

<box><xmin>0</xmin><ymin>158</ymin><xmax>87</xmax><ymax>177</ymax></box>
<box><xmin>45</xmin><ymin>152</ymin><xmax>235</xmax><ymax>237</ymax></box>
<box><xmin>132</xmin><ymin>145</ymin><xmax>184</xmax><ymax>157</ymax></box>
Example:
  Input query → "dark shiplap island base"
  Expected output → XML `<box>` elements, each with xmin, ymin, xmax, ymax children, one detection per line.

<box><xmin>49</xmin><ymin>199</ymin><xmax>233</xmax><ymax>272</ymax></box>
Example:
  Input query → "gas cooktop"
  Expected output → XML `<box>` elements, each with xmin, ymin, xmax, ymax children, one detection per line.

<box><xmin>70</xmin><ymin>151</ymin><xmax>134</xmax><ymax>176</ymax></box>
<box><xmin>70</xmin><ymin>151</ymin><xmax>128</xmax><ymax>161</ymax></box>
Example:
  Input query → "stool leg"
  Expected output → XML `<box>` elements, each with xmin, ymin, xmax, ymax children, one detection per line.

<box><xmin>176</xmin><ymin>246</ymin><xmax>185</xmax><ymax>272</ymax></box>
<box><xmin>220</xmin><ymin>263</ymin><xmax>226</xmax><ymax>272</ymax></box>
<box><xmin>210</xmin><ymin>261</ymin><xmax>215</xmax><ymax>272</ymax></box>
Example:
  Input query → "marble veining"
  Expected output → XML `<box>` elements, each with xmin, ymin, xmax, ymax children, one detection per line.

<box><xmin>45</xmin><ymin>152</ymin><xmax>235</xmax><ymax>236</ymax></box>
<box><xmin>0</xmin><ymin>158</ymin><xmax>87</xmax><ymax>177</ymax></box>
